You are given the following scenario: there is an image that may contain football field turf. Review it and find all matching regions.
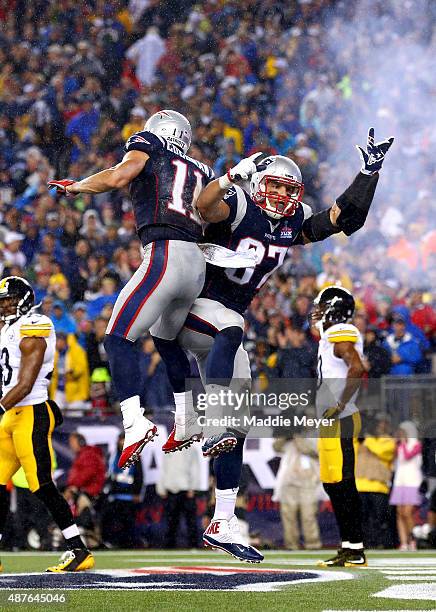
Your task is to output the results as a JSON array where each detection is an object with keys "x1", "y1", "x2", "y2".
[{"x1": 0, "y1": 550, "x2": 435, "y2": 612}]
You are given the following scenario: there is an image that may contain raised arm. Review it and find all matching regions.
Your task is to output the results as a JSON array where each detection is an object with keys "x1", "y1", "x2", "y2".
[
  {"x1": 196, "y1": 152, "x2": 264, "y2": 222},
  {"x1": 300, "y1": 128, "x2": 394, "y2": 244},
  {"x1": 48, "y1": 150, "x2": 149, "y2": 195}
]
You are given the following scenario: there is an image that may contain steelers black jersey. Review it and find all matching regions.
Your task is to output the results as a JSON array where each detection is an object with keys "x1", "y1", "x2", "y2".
[{"x1": 124, "y1": 131, "x2": 214, "y2": 245}]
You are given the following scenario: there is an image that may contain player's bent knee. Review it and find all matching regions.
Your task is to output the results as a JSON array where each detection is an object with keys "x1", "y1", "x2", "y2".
[{"x1": 219, "y1": 326, "x2": 244, "y2": 349}]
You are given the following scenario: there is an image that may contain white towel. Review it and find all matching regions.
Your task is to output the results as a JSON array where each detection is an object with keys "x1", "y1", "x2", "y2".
[{"x1": 199, "y1": 243, "x2": 257, "y2": 268}]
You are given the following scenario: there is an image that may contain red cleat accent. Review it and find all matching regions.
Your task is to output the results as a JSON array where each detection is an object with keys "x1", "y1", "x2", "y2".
[
  {"x1": 162, "y1": 426, "x2": 202, "y2": 454},
  {"x1": 118, "y1": 425, "x2": 158, "y2": 469}
]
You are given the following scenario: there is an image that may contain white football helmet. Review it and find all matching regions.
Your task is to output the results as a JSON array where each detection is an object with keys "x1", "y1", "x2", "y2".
[
  {"x1": 144, "y1": 109, "x2": 192, "y2": 154},
  {"x1": 250, "y1": 155, "x2": 304, "y2": 219}
]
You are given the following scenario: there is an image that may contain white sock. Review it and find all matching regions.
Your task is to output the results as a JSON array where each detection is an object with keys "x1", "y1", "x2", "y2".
[
  {"x1": 62, "y1": 524, "x2": 80, "y2": 539},
  {"x1": 174, "y1": 391, "x2": 195, "y2": 421},
  {"x1": 348, "y1": 542, "x2": 364, "y2": 550},
  {"x1": 120, "y1": 395, "x2": 142, "y2": 428},
  {"x1": 213, "y1": 487, "x2": 238, "y2": 521},
  {"x1": 342, "y1": 540, "x2": 350, "y2": 549}
]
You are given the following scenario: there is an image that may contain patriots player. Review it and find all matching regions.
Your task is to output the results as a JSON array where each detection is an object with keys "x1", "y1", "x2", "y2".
[
  {"x1": 48, "y1": 110, "x2": 214, "y2": 469},
  {"x1": 159, "y1": 129, "x2": 393, "y2": 562}
]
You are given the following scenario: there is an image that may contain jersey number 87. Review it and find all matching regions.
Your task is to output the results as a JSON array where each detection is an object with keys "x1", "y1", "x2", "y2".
[{"x1": 225, "y1": 238, "x2": 288, "y2": 288}]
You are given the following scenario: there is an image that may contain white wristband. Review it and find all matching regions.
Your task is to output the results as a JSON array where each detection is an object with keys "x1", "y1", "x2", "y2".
[{"x1": 218, "y1": 173, "x2": 233, "y2": 190}]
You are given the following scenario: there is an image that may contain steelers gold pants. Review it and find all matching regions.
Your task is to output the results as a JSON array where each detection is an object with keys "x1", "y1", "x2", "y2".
[
  {"x1": 318, "y1": 412, "x2": 361, "y2": 484},
  {"x1": 0, "y1": 402, "x2": 56, "y2": 492}
]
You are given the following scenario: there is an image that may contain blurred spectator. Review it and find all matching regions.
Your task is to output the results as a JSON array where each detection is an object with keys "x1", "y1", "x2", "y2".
[
  {"x1": 139, "y1": 337, "x2": 173, "y2": 409},
  {"x1": 0, "y1": 0, "x2": 434, "y2": 423},
  {"x1": 316, "y1": 253, "x2": 352, "y2": 291},
  {"x1": 66, "y1": 433, "x2": 106, "y2": 500},
  {"x1": 363, "y1": 326, "x2": 391, "y2": 378},
  {"x1": 3, "y1": 232, "x2": 26, "y2": 268},
  {"x1": 121, "y1": 107, "x2": 146, "y2": 141},
  {"x1": 125, "y1": 26, "x2": 166, "y2": 86},
  {"x1": 156, "y1": 445, "x2": 201, "y2": 548},
  {"x1": 389, "y1": 421, "x2": 422, "y2": 551},
  {"x1": 356, "y1": 415, "x2": 396, "y2": 548},
  {"x1": 273, "y1": 436, "x2": 321, "y2": 550},
  {"x1": 267, "y1": 327, "x2": 316, "y2": 379},
  {"x1": 50, "y1": 333, "x2": 90, "y2": 411},
  {"x1": 101, "y1": 433, "x2": 143, "y2": 548},
  {"x1": 51, "y1": 301, "x2": 76, "y2": 335},
  {"x1": 383, "y1": 314, "x2": 423, "y2": 375},
  {"x1": 86, "y1": 316, "x2": 110, "y2": 373}
]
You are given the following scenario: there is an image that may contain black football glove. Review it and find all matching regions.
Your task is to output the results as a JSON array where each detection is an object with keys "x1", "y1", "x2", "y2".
[{"x1": 357, "y1": 127, "x2": 394, "y2": 175}]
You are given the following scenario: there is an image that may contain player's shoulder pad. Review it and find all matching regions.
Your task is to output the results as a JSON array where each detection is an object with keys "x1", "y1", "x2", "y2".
[
  {"x1": 223, "y1": 184, "x2": 242, "y2": 204},
  {"x1": 124, "y1": 130, "x2": 165, "y2": 155},
  {"x1": 223, "y1": 184, "x2": 249, "y2": 229},
  {"x1": 326, "y1": 323, "x2": 360, "y2": 344},
  {"x1": 20, "y1": 313, "x2": 54, "y2": 338},
  {"x1": 301, "y1": 202, "x2": 313, "y2": 220}
]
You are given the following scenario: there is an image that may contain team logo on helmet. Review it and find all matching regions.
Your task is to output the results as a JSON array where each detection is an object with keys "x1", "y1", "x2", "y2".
[{"x1": 0, "y1": 276, "x2": 35, "y2": 323}]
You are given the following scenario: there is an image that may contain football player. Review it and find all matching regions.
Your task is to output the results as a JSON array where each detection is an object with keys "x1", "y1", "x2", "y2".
[
  {"x1": 0, "y1": 277, "x2": 94, "y2": 572},
  {"x1": 48, "y1": 110, "x2": 215, "y2": 469},
  {"x1": 310, "y1": 286, "x2": 367, "y2": 567},
  {"x1": 159, "y1": 128, "x2": 393, "y2": 562}
]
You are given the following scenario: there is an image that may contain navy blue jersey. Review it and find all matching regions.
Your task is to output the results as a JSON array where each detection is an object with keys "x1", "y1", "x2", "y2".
[
  {"x1": 201, "y1": 185, "x2": 312, "y2": 314},
  {"x1": 124, "y1": 130, "x2": 214, "y2": 245}
]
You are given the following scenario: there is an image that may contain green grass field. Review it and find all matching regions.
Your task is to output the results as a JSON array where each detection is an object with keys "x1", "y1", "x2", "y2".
[{"x1": 0, "y1": 549, "x2": 435, "y2": 612}]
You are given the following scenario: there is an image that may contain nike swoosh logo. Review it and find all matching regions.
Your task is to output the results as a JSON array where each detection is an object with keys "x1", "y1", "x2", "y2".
[
  {"x1": 15, "y1": 411, "x2": 22, "y2": 415},
  {"x1": 348, "y1": 558, "x2": 366, "y2": 564},
  {"x1": 234, "y1": 545, "x2": 246, "y2": 553}
]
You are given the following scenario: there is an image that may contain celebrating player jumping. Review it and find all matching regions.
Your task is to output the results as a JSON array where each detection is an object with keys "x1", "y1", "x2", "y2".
[
  {"x1": 160, "y1": 128, "x2": 393, "y2": 562},
  {"x1": 48, "y1": 110, "x2": 216, "y2": 469}
]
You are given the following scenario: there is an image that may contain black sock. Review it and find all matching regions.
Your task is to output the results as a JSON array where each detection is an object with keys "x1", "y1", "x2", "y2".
[
  {"x1": 323, "y1": 482, "x2": 349, "y2": 543},
  {"x1": 340, "y1": 478, "x2": 363, "y2": 545},
  {"x1": 33, "y1": 482, "x2": 85, "y2": 549},
  {"x1": 323, "y1": 479, "x2": 363, "y2": 546}
]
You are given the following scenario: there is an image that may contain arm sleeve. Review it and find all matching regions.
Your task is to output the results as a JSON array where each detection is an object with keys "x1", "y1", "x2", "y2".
[
  {"x1": 402, "y1": 442, "x2": 422, "y2": 460},
  {"x1": 124, "y1": 130, "x2": 166, "y2": 156},
  {"x1": 335, "y1": 171, "x2": 379, "y2": 236}
]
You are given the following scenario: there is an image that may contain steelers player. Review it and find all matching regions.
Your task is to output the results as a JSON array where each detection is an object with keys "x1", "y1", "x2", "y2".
[
  {"x1": 310, "y1": 286, "x2": 367, "y2": 567},
  {"x1": 0, "y1": 277, "x2": 94, "y2": 572}
]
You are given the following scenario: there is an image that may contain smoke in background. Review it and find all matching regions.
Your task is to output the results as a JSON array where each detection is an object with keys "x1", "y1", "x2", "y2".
[{"x1": 309, "y1": 0, "x2": 436, "y2": 288}]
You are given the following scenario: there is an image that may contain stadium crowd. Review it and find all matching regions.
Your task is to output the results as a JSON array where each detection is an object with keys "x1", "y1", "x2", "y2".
[
  {"x1": 0, "y1": 0, "x2": 434, "y2": 410},
  {"x1": 0, "y1": 0, "x2": 436, "y2": 549}
]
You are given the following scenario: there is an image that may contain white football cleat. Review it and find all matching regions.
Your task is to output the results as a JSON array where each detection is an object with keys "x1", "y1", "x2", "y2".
[
  {"x1": 162, "y1": 414, "x2": 202, "y2": 453},
  {"x1": 118, "y1": 415, "x2": 158, "y2": 469},
  {"x1": 203, "y1": 515, "x2": 264, "y2": 563}
]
